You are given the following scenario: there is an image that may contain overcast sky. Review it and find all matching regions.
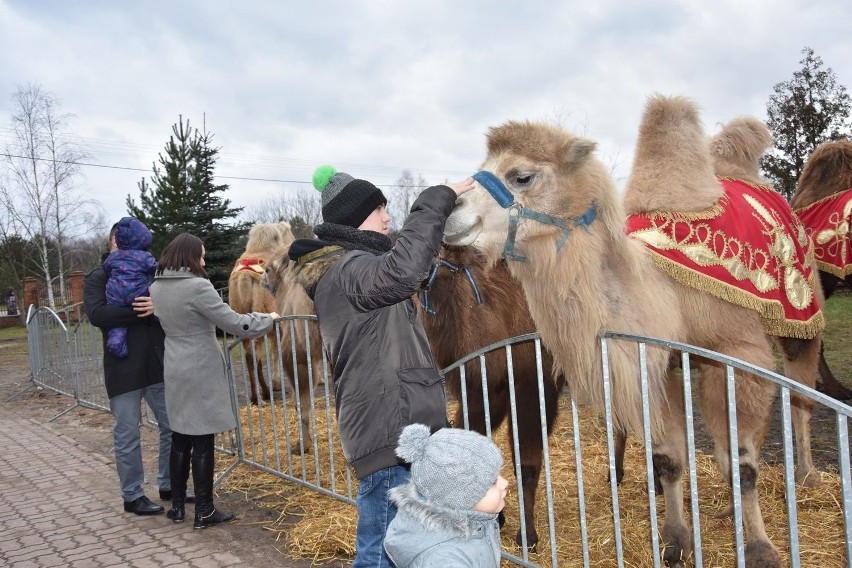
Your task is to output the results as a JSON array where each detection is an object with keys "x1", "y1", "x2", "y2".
[{"x1": 2, "y1": 0, "x2": 851, "y2": 228}]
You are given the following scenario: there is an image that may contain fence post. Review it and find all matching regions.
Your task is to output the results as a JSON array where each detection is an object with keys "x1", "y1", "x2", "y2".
[
  {"x1": 69, "y1": 271, "x2": 86, "y2": 321},
  {"x1": 24, "y1": 277, "x2": 38, "y2": 312}
]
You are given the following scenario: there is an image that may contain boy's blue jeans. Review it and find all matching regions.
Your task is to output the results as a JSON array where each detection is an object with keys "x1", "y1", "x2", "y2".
[{"x1": 353, "y1": 465, "x2": 410, "y2": 568}]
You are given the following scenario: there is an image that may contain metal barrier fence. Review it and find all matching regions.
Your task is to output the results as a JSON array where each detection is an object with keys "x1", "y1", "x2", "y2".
[
  {"x1": 24, "y1": 303, "x2": 239, "y2": 458},
  {"x1": 23, "y1": 307, "x2": 852, "y2": 567}
]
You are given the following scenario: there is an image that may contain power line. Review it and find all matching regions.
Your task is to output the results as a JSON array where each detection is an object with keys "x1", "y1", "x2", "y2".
[
  {"x1": 0, "y1": 128, "x2": 470, "y2": 180},
  {"x1": 0, "y1": 153, "x2": 432, "y2": 188}
]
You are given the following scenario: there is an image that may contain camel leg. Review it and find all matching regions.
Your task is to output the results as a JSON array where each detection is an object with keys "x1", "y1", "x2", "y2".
[
  {"x1": 504, "y1": 372, "x2": 561, "y2": 551},
  {"x1": 266, "y1": 327, "x2": 283, "y2": 394},
  {"x1": 610, "y1": 429, "x2": 627, "y2": 486},
  {"x1": 452, "y1": 368, "x2": 550, "y2": 547},
  {"x1": 698, "y1": 357, "x2": 781, "y2": 568},
  {"x1": 243, "y1": 339, "x2": 270, "y2": 404},
  {"x1": 287, "y1": 358, "x2": 314, "y2": 454},
  {"x1": 651, "y1": 370, "x2": 692, "y2": 567},
  {"x1": 776, "y1": 336, "x2": 821, "y2": 487}
]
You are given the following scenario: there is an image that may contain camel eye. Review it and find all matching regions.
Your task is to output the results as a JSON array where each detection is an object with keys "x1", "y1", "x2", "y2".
[{"x1": 508, "y1": 172, "x2": 536, "y2": 192}]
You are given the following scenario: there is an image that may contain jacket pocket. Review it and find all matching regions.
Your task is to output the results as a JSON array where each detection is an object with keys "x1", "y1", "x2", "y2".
[{"x1": 397, "y1": 368, "x2": 448, "y2": 432}]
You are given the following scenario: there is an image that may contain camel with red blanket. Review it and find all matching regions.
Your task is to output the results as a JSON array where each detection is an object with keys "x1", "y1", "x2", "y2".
[
  {"x1": 228, "y1": 222, "x2": 294, "y2": 403},
  {"x1": 791, "y1": 139, "x2": 852, "y2": 400},
  {"x1": 442, "y1": 95, "x2": 824, "y2": 567}
]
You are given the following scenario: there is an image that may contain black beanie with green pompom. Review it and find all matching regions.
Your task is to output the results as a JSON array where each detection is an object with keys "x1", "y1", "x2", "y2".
[{"x1": 312, "y1": 164, "x2": 387, "y2": 228}]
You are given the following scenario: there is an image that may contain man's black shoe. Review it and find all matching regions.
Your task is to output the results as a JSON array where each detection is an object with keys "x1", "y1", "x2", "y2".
[
  {"x1": 123, "y1": 495, "x2": 164, "y2": 515},
  {"x1": 159, "y1": 489, "x2": 196, "y2": 503}
]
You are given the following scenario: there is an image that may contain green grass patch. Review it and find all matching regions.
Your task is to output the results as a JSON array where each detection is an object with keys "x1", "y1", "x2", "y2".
[
  {"x1": 0, "y1": 325, "x2": 27, "y2": 342},
  {"x1": 822, "y1": 291, "x2": 852, "y2": 387}
]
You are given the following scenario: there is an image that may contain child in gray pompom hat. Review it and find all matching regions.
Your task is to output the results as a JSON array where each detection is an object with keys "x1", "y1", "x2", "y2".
[{"x1": 383, "y1": 424, "x2": 508, "y2": 568}]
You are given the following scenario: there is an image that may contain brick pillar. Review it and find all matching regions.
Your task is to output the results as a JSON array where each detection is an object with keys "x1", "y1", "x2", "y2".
[
  {"x1": 24, "y1": 277, "x2": 38, "y2": 312},
  {"x1": 69, "y1": 271, "x2": 86, "y2": 321}
]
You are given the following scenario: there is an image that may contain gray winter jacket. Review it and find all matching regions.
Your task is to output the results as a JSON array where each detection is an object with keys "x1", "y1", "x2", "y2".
[
  {"x1": 384, "y1": 482, "x2": 501, "y2": 568},
  {"x1": 292, "y1": 185, "x2": 456, "y2": 478},
  {"x1": 149, "y1": 269, "x2": 274, "y2": 435}
]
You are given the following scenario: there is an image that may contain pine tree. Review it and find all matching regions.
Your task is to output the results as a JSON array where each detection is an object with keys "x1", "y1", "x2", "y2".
[
  {"x1": 189, "y1": 127, "x2": 250, "y2": 288},
  {"x1": 761, "y1": 47, "x2": 852, "y2": 200},
  {"x1": 127, "y1": 116, "x2": 249, "y2": 288}
]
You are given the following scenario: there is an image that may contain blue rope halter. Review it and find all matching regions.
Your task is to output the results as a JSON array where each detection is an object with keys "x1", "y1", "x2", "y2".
[{"x1": 471, "y1": 170, "x2": 597, "y2": 262}]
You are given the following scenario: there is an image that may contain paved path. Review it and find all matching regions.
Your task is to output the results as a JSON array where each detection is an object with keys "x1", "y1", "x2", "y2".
[{"x1": 0, "y1": 405, "x2": 281, "y2": 568}]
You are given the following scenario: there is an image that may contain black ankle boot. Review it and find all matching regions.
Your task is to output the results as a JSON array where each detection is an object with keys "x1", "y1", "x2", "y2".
[
  {"x1": 193, "y1": 507, "x2": 235, "y2": 529},
  {"x1": 167, "y1": 503, "x2": 185, "y2": 523}
]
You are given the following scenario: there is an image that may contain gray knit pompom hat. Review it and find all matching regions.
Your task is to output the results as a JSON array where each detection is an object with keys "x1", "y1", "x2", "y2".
[
  {"x1": 396, "y1": 424, "x2": 503, "y2": 510},
  {"x1": 312, "y1": 164, "x2": 387, "y2": 228}
]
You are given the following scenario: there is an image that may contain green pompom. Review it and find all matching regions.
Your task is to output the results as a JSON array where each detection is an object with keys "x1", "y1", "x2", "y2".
[{"x1": 312, "y1": 165, "x2": 337, "y2": 192}]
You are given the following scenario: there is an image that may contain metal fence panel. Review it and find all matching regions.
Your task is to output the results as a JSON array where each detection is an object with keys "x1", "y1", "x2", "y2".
[{"x1": 23, "y1": 307, "x2": 852, "y2": 567}]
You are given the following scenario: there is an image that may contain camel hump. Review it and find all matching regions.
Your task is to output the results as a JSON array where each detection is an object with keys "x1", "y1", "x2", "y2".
[
  {"x1": 623, "y1": 93, "x2": 722, "y2": 214},
  {"x1": 709, "y1": 116, "x2": 773, "y2": 185},
  {"x1": 792, "y1": 139, "x2": 852, "y2": 208}
]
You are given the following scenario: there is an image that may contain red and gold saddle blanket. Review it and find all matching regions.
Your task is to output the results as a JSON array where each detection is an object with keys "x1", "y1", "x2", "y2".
[
  {"x1": 794, "y1": 189, "x2": 852, "y2": 278},
  {"x1": 231, "y1": 257, "x2": 265, "y2": 278},
  {"x1": 625, "y1": 178, "x2": 824, "y2": 339}
]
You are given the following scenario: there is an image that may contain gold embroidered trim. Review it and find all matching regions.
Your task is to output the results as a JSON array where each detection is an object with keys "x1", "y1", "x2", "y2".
[
  {"x1": 717, "y1": 176, "x2": 776, "y2": 192},
  {"x1": 647, "y1": 252, "x2": 825, "y2": 339}
]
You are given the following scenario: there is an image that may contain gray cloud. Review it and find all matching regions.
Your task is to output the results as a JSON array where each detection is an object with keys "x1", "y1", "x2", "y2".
[{"x1": 2, "y1": 0, "x2": 850, "y2": 222}]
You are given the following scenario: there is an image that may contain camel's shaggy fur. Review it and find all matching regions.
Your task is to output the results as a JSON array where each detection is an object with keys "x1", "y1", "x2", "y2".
[
  {"x1": 709, "y1": 116, "x2": 774, "y2": 185},
  {"x1": 443, "y1": 95, "x2": 822, "y2": 567},
  {"x1": 791, "y1": 139, "x2": 852, "y2": 399},
  {"x1": 262, "y1": 243, "x2": 325, "y2": 453},
  {"x1": 228, "y1": 222, "x2": 294, "y2": 403},
  {"x1": 419, "y1": 245, "x2": 566, "y2": 549},
  {"x1": 791, "y1": 139, "x2": 852, "y2": 208},
  {"x1": 708, "y1": 115, "x2": 822, "y2": 475}
]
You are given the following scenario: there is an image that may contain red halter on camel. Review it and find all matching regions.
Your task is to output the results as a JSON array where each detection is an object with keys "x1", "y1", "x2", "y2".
[
  {"x1": 232, "y1": 257, "x2": 266, "y2": 276},
  {"x1": 625, "y1": 177, "x2": 824, "y2": 340}
]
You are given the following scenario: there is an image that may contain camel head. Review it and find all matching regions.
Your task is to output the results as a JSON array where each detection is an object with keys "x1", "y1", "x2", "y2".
[
  {"x1": 244, "y1": 222, "x2": 295, "y2": 256},
  {"x1": 443, "y1": 120, "x2": 614, "y2": 265},
  {"x1": 260, "y1": 244, "x2": 293, "y2": 296}
]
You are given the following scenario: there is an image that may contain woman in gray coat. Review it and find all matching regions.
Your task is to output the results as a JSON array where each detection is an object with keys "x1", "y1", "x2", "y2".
[{"x1": 150, "y1": 233, "x2": 278, "y2": 529}]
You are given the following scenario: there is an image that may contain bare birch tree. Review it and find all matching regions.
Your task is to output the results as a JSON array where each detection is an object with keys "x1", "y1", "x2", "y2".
[
  {"x1": 387, "y1": 169, "x2": 427, "y2": 232},
  {"x1": 243, "y1": 186, "x2": 322, "y2": 238},
  {"x1": 0, "y1": 83, "x2": 95, "y2": 308}
]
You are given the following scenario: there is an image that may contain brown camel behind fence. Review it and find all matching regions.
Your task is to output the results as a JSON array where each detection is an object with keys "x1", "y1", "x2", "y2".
[
  {"x1": 442, "y1": 95, "x2": 825, "y2": 567},
  {"x1": 791, "y1": 139, "x2": 852, "y2": 399},
  {"x1": 262, "y1": 244, "x2": 325, "y2": 454},
  {"x1": 419, "y1": 244, "x2": 566, "y2": 549},
  {"x1": 228, "y1": 222, "x2": 294, "y2": 403},
  {"x1": 265, "y1": 242, "x2": 566, "y2": 548}
]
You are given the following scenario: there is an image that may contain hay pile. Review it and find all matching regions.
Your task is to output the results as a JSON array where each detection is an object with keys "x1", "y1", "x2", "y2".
[{"x1": 220, "y1": 396, "x2": 849, "y2": 567}]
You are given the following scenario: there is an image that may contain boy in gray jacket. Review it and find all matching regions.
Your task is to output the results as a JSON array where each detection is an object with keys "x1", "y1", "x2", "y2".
[
  {"x1": 287, "y1": 165, "x2": 474, "y2": 567},
  {"x1": 384, "y1": 423, "x2": 508, "y2": 567}
]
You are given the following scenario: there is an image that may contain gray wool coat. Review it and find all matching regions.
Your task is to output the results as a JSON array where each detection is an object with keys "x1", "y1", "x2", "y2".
[{"x1": 150, "y1": 268, "x2": 274, "y2": 435}]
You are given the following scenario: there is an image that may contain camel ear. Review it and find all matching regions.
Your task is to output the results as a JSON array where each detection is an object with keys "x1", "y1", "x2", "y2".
[{"x1": 561, "y1": 138, "x2": 597, "y2": 173}]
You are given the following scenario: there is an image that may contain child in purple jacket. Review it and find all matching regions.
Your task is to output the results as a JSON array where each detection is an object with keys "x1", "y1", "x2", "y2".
[{"x1": 103, "y1": 217, "x2": 158, "y2": 358}]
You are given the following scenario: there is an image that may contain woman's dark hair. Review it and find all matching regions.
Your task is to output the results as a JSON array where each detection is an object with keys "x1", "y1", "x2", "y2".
[{"x1": 156, "y1": 233, "x2": 207, "y2": 278}]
